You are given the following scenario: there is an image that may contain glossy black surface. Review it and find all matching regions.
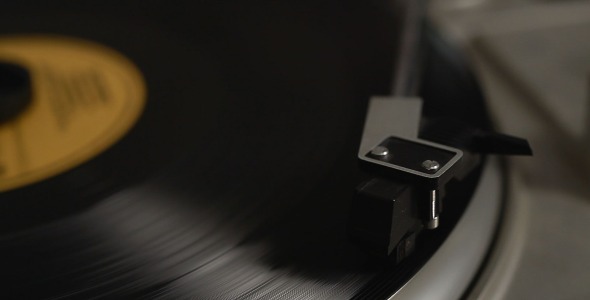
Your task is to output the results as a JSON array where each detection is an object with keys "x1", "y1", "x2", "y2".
[{"x1": 0, "y1": 2, "x2": 490, "y2": 299}]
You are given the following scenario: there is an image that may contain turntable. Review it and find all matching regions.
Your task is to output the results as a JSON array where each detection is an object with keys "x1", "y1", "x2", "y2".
[{"x1": 0, "y1": 1, "x2": 549, "y2": 299}]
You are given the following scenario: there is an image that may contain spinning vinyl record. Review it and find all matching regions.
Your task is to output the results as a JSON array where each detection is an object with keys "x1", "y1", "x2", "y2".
[{"x1": 0, "y1": 2, "x2": 497, "y2": 299}]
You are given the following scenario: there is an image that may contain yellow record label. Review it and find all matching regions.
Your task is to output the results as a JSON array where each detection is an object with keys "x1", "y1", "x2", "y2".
[{"x1": 0, "y1": 36, "x2": 146, "y2": 192}]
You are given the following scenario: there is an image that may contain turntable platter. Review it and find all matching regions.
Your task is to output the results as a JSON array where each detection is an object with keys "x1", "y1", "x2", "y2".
[{"x1": 0, "y1": 2, "x2": 499, "y2": 299}]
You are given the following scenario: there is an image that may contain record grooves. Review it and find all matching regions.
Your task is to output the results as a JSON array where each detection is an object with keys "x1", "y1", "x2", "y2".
[{"x1": 0, "y1": 2, "x2": 494, "y2": 299}]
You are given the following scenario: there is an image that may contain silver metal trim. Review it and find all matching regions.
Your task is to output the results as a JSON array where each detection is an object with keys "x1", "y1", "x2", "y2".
[
  {"x1": 359, "y1": 137, "x2": 463, "y2": 179},
  {"x1": 427, "y1": 189, "x2": 440, "y2": 229}
]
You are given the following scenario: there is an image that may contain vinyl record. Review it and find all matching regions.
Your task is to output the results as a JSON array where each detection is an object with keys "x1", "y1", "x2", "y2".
[{"x1": 0, "y1": 2, "x2": 492, "y2": 299}]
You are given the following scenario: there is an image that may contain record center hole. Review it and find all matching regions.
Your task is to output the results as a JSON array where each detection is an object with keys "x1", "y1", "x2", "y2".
[{"x1": 0, "y1": 61, "x2": 32, "y2": 122}]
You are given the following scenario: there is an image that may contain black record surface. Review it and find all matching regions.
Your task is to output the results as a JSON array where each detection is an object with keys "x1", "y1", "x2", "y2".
[{"x1": 0, "y1": 1, "x2": 491, "y2": 299}]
